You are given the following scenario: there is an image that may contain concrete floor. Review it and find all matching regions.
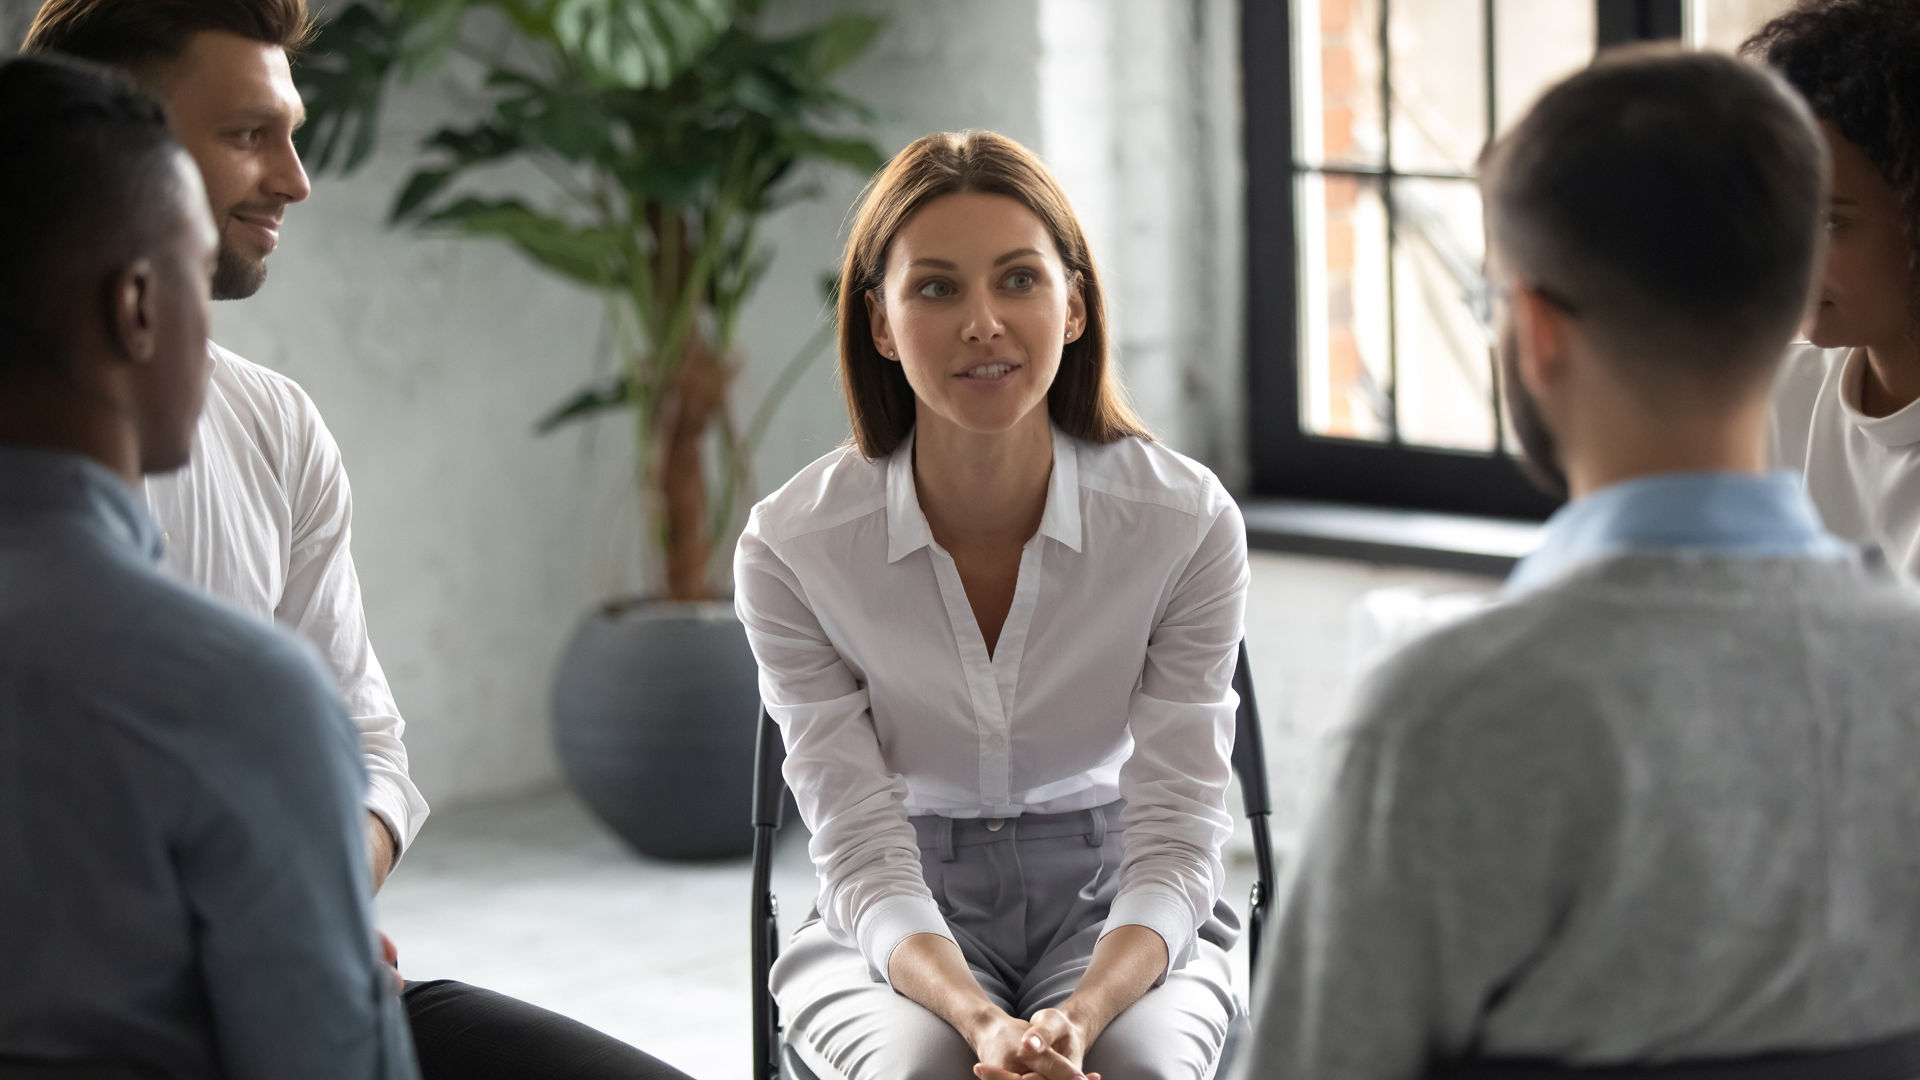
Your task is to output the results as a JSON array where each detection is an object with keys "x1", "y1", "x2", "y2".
[{"x1": 376, "y1": 788, "x2": 1261, "y2": 1080}]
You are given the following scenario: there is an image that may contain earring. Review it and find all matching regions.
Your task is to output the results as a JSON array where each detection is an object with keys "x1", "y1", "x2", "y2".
[{"x1": 1065, "y1": 330, "x2": 1075, "y2": 341}]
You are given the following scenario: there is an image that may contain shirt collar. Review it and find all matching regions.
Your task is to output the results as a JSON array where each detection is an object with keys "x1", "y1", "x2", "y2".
[
  {"x1": 1505, "y1": 470, "x2": 1852, "y2": 595},
  {"x1": 884, "y1": 424, "x2": 1084, "y2": 563},
  {"x1": 0, "y1": 446, "x2": 163, "y2": 562}
]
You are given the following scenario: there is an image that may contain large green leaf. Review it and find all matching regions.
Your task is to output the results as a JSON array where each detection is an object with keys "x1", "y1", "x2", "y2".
[
  {"x1": 786, "y1": 131, "x2": 885, "y2": 174},
  {"x1": 791, "y1": 14, "x2": 883, "y2": 78},
  {"x1": 294, "y1": 2, "x2": 405, "y2": 174},
  {"x1": 551, "y1": 0, "x2": 732, "y2": 89},
  {"x1": 535, "y1": 374, "x2": 633, "y2": 433},
  {"x1": 298, "y1": 0, "x2": 743, "y2": 176},
  {"x1": 388, "y1": 122, "x2": 528, "y2": 222},
  {"x1": 389, "y1": 168, "x2": 458, "y2": 223},
  {"x1": 392, "y1": 0, "x2": 472, "y2": 78},
  {"x1": 422, "y1": 197, "x2": 628, "y2": 288}
]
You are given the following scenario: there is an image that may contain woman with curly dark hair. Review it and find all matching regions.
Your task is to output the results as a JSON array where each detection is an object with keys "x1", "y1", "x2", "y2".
[{"x1": 1747, "y1": 0, "x2": 1920, "y2": 579}]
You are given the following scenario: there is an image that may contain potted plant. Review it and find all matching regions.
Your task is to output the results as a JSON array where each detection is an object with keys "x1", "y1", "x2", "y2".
[{"x1": 297, "y1": 0, "x2": 883, "y2": 858}]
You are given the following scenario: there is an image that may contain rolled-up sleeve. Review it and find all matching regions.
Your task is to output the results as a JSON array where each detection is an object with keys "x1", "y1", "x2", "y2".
[
  {"x1": 735, "y1": 513, "x2": 953, "y2": 981},
  {"x1": 1104, "y1": 493, "x2": 1249, "y2": 977}
]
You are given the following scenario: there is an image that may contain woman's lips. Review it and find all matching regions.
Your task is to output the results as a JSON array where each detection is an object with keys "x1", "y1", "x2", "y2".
[{"x1": 957, "y1": 362, "x2": 1019, "y2": 381}]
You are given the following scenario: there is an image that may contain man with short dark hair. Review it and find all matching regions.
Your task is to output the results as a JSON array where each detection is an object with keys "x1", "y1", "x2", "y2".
[
  {"x1": 1237, "y1": 46, "x2": 1920, "y2": 1079},
  {"x1": 22, "y1": 4, "x2": 694, "y2": 1077},
  {"x1": 0, "y1": 52, "x2": 416, "y2": 1079}
]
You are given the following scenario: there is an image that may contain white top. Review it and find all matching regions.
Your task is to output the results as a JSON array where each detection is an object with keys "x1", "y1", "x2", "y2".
[
  {"x1": 1770, "y1": 343, "x2": 1920, "y2": 580},
  {"x1": 735, "y1": 425, "x2": 1248, "y2": 982},
  {"x1": 144, "y1": 343, "x2": 427, "y2": 851}
]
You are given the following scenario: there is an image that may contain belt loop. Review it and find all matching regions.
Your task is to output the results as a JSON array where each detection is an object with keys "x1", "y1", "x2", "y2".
[
  {"x1": 1086, "y1": 805, "x2": 1108, "y2": 847},
  {"x1": 937, "y1": 816, "x2": 956, "y2": 863}
]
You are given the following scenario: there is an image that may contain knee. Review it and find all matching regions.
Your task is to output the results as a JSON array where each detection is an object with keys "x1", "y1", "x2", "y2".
[
  {"x1": 794, "y1": 1039, "x2": 975, "y2": 1080},
  {"x1": 1083, "y1": 1044, "x2": 1215, "y2": 1080},
  {"x1": 1083, "y1": 1012, "x2": 1228, "y2": 1080},
  {"x1": 789, "y1": 1013, "x2": 975, "y2": 1080},
  {"x1": 1082, "y1": 1050, "x2": 1188, "y2": 1080},
  {"x1": 878, "y1": 1052, "x2": 978, "y2": 1080}
]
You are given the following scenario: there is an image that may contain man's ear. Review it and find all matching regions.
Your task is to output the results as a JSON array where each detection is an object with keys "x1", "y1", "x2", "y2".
[
  {"x1": 864, "y1": 287, "x2": 898, "y2": 361},
  {"x1": 108, "y1": 257, "x2": 159, "y2": 366},
  {"x1": 1512, "y1": 281, "x2": 1570, "y2": 397}
]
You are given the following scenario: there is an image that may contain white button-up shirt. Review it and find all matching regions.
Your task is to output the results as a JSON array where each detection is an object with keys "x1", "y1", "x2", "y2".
[
  {"x1": 735, "y1": 425, "x2": 1247, "y2": 981},
  {"x1": 144, "y1": 343, "x2": 428, "y2": 851}
]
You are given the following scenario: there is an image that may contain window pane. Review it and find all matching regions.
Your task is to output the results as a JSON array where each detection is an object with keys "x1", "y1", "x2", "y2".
[
  {"x1": 1295, "y1": 0, "x2": 1386, "y2": 167},
  {"x1": 1494, "y1": 1, "x2": 1597, "y2": 132},
  {"x1": 1687, "y1": 0, "x2": 1795, "y2": 51},
  {"x1": 1392, "y1": 179, "x2": 1496, "y2": 451},
  {"x1": 1388, "y1": 0, "x2": 1488, "y2": 173},
  {"x1": 1298, "y1": 173, "x2": 1392, "y2": 441}
]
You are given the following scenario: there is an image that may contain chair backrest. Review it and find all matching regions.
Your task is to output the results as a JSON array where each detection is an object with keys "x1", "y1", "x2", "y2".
[
  {"x1": 750, "y1": 703, "x2": 788, "y2": 1080},
  {"x1": 1225, "y1": 640, "x2": 1277, "y2": 992},
  {"x1": 752, "y1": 702, "x2": 786, "y2": 832},
  {"x1": 1229, "y1": 639, "x2": 1270, "y2": 816}
]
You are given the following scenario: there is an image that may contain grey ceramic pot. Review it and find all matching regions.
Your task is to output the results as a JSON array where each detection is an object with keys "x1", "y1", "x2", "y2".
[{"x1": 551, "y1": 600, "x2": 760, "y2": 860}]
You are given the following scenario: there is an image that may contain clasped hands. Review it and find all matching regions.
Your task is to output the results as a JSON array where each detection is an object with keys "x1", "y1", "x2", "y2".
[{"x1": 969, "y1": 1006, "x2": 1101, "y2": 1080}]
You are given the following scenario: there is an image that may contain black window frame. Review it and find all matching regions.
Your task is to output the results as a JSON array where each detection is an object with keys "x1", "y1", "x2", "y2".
[{"x1": 1243, "y1": 0, "x2": 1683, "y2": 522}]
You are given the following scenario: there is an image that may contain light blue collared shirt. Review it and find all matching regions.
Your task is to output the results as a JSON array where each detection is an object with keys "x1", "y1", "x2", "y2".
[
  {"x1": 0, "y1": 447, "x2": 418, "y2": 1079},
  {"x1": 1506, "y1": 470, "x2": 1856, "y2": 595}
]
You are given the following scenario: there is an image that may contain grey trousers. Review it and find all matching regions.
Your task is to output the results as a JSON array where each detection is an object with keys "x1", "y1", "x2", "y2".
[{"x1": 771, "y1": 802, "x2": 1240, "y2": 1080}]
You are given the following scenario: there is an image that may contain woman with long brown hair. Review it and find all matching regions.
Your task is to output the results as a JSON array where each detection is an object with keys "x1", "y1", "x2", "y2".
[{"x1": 735, "y1": 131, "x2": 1247, "y2": 1079}]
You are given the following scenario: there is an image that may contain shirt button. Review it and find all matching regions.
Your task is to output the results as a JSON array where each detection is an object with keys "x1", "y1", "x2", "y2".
[
  {"x1": 986, "y1": 818, "x2": 1005, "y2": 832},
  {"x1": 988, "y1": 734, "x2": 1007, "y2": 751}
]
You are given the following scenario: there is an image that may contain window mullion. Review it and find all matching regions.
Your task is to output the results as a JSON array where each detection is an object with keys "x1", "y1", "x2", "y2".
[
  {"x1": 1379, "y1": 0, "x2": 1402, "y2": 446},
  {"x1": 1484, "y1": 0, "x2": 1507, "y2": 454}
]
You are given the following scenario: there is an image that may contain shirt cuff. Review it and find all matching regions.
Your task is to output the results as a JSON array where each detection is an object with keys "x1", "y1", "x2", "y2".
[
  {"x1": 1101, "y1": 887, "x2": 1196, "y2": 987},
  {"x1": 857, "y1": 893, "x2": 955, "y2": 987},
  {"x1": 364, "y1": 772, "x2": 428, "y2": 858}
]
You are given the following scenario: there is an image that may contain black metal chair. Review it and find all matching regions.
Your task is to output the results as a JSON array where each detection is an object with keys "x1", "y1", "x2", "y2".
[{"x1": 749, "y1": 640, "x2": 1276, "y2": 1080}]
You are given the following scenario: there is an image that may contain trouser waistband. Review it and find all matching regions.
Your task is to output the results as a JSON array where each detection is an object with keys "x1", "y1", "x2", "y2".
[{"x1": 909, "y1": 800, "x2": 1122, "y2": 863}]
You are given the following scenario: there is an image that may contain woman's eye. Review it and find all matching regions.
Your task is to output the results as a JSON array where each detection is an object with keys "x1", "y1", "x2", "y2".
[
  {"x1": 917, "y1": 280, "x2": 955, "y2": 299},
  {"x1": 1004, "y1": 269, "x2": 1037, "y2": 289},
  {"x1": 1826, "y1": 215, "x2": 1851, "y2": 233},
  {"x1": 228, "y1": 130, "x2": 261, "y2": 148}
]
